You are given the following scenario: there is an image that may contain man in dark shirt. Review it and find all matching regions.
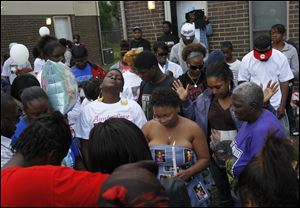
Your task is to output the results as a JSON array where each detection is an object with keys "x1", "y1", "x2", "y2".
[
  {"x1": 129, "y1": 26, "x2": 151, "y2": 51},
  {"x1": 157, "y1": 21, "x2": 179, "y2": 52},
  {"x1": 134, "y1": 51, "x2": 175, "y2": 120}
]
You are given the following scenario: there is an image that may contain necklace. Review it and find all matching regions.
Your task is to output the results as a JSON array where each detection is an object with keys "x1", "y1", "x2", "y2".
[{"x1": 187, "y1": 72, "x2": 201, "y2": 88}]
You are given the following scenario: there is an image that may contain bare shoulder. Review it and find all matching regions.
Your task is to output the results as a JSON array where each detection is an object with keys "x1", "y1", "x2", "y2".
[
  {"x1": 179, "y1": 116, "x2": 200, "y2": 128},
  {"x1": 142, "y1": 120, "x2": 157, "y2": 129},
  {"x1": 179, "y1": 116, "x2": 205, "y2": 134},
  {"x1": 142, "y1": 120, "x2": 161, "y2": 133}
]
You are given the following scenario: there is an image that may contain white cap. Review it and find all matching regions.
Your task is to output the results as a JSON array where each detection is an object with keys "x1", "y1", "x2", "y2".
[
  {"x1": 181, "y1": 23, "x2": 195, "y2": 40},
  {"x1": 185, "y1": 6, "x2": 195, "y2": 13}
]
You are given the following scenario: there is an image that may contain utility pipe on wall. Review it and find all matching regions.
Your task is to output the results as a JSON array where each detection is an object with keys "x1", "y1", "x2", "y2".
[{"x1": 120, "y1": 1, "x2": 127, "y2": 40}]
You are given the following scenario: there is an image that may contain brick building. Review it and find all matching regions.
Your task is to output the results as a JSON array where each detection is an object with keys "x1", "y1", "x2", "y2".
[
  {"x1": 1, "y1": 1, "x2": 103, "y2": 65},
  {"x1": 120, "y1": 1, "x2": 299, "y2": 60}
]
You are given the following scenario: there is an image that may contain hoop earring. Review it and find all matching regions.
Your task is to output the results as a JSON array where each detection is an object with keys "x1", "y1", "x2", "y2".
[{"x1": 98, "y1": 96, "x2": 103, "y2": 102}]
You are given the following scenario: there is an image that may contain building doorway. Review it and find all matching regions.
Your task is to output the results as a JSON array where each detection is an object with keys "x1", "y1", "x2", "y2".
[
  {"x1": 170, "y1": 1, "x2": 206, "y2": 36},
  {"x1": 53, "y1": 16, "x2": 73, "y2": 41}
]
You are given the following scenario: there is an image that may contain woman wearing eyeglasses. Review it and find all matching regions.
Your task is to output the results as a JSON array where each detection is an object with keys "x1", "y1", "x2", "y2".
[{"x1": 177, "y1": 43, "x2": 207, "y2": 101}]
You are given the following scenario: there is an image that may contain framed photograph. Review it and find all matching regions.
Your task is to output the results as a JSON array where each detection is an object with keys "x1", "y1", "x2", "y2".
[
  {"x1": 163, "y1": 165, "x2": 173, "y2": 172},
  {"x1": 193, "y1": 182, "x2": 208, "y2": 201},
  {"x1": 184, "y1": 149, "x2": 193, "y2": 163},
  {"x1": 163, "y1": 165, "x2": 180, "y2": 172},
  {"x1": 154, "y1": 149, "x2": 166, "y2": 163},
  {"x1": 159, "y1": 174, "x2": 172, "y2": 180}
]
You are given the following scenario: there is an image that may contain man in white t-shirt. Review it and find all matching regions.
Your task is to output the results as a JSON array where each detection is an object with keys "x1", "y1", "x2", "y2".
[
  {"x1": 221, "y1": 41, "x2": 241, "y2": 87},
  {"x1": 153, "y1": 41, "x2": 183, "y2": 79},
  {"x1": 238, "y1": 35, "x2": 294, "y2": 133}
]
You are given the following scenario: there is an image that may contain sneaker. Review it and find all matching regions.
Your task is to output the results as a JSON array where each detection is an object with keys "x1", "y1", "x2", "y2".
[{"x1": 291, "y1": 128, "x2": 299, "y2": 136}]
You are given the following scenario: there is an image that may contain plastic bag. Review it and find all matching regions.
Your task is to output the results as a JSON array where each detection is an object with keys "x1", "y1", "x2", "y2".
[{"x1": 41, "y1": 60, "x2": 78, "y2": 114}]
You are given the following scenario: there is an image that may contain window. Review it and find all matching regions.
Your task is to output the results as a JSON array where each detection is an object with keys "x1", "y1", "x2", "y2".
[{"x1": 250, "y1": 1, "x2": 287, "y2": 48}]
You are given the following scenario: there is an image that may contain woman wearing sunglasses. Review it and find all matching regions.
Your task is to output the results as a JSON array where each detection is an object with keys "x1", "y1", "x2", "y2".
[{"x1": 177, "y1": 43, "x2": 207, "y2": 101}]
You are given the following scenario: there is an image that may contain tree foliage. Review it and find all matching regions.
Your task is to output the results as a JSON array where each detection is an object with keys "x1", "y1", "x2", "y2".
[{"x1": 98, "y1": 1, "x2": 119, "y2": 31}]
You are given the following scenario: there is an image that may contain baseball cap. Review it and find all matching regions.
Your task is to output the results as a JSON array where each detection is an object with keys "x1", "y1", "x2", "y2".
[
  {"x1": 132, "y1": 26, "x2": 142, "y2": 32},
  {"x1": 185, "y1": 6, "x2": 195, "y2": 14},
  {"x1": 253, "y1": 35, "x2": 273, "y2": 61},
  {"x1": 181, "y1": 23, "x2": 195, "y2": 40}
]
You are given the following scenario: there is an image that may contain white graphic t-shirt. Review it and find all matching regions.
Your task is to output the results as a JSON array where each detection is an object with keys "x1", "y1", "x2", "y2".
[
  {"x1": 75, "y1": 99, "x2": 147, "y2": 140},
  {"x1": 120, "y1": 71, "x2": 142, "y2": 102},
  {"x1": 227, "y1": 59, "x2": 241, "y2": 87}
]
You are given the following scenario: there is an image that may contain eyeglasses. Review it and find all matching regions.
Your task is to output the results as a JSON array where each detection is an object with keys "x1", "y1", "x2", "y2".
[
  {"x1": 157, "y1": 52, "x2": 168, "y2": 57},
  {"x1": 188, "y1": 64, "x2": 204, "y2": 70}
]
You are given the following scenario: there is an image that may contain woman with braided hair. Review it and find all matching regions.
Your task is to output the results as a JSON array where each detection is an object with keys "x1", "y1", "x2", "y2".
[
  {"x1": 1, "y1": 111, "x2": 110, "y2": 207},
  {"x1": 237, "y1": 132, "x2": 298, "y2": 207}
]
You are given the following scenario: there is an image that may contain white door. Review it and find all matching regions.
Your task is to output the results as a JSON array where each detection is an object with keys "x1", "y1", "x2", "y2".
[
  {"x1": 53, "y1": 16, "x2": 73, "y2": 40},
  {"x1": 176, "y1": 1, "x2": 206, "y2": 34}
]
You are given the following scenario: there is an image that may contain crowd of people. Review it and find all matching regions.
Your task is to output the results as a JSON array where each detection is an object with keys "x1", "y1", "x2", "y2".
[{"x1": 1, "y1": 7, "x2": 299, "y2": 207}]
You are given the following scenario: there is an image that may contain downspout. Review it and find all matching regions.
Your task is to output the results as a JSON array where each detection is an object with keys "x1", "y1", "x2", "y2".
[
  {"x1": 96, "y1": 1, "x2": 105, "y2": 65},
  {"x1": 120, "y1": 1, "x2": 128, "y2": 40}
]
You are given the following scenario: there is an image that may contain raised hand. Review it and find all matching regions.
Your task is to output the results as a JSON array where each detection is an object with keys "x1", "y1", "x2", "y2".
[
  {"x1": 172, "y1": 80, "x2": 189, "y2": 101},
  {"x1": 261, "y1": 80, "x2": 279, "y2": 103}
]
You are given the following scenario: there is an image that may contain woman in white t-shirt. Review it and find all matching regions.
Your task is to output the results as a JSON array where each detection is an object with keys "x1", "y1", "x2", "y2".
[
  {"x1": 75, "y1": 69, "x2": 147, "y2": 165},
  {"x1": 32, "y1": 47, "x2": 45, "y2": 76},
  {"x1": 76, "y1": 69, "x2": 146, "y2": 134},
  {"x1": 221, "y1": 41, "x2": 241, "y2": 87}
]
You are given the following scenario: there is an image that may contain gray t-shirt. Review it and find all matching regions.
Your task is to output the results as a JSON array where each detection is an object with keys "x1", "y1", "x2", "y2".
[
  {"x1": 1, "y1": 135, "x2": 13, "y2": 168},
  {"x1": 138, "y1": 75, "x2": 175, "y2": 120}
]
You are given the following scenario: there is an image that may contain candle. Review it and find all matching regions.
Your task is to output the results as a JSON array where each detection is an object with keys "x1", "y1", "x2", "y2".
[{"x1": 172, "y1": 141, "x2": 177, "y2": 176}]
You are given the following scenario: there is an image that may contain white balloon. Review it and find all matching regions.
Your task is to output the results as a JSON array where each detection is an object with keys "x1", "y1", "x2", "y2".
[
  {"x1": 39, "y1": 26, "x2": 50, "y2": 37},
  {"x1": 10, "y1": 44, "x2": 29, "y2": 65}
]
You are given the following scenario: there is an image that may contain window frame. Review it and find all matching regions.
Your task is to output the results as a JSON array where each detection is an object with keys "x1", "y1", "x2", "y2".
[
  {"x1": 249, "y1": 1, "x2": 289, "y2": 50},
  {"x1": 53, "y1": 16, "x2": 73, "y2": 41}
]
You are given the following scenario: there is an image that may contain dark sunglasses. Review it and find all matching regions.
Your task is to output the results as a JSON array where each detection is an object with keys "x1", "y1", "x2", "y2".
[
  {"x1": 157, "y1": 52, "x2": 168, "y2": 57},
  {"x1": 188, "y1": 64, "x2": 204, "y2": 70}
]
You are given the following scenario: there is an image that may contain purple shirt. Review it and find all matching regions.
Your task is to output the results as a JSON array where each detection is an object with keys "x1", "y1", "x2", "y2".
[{"x1": 231, "y1": 109, "x2": 286, "y2": 177}]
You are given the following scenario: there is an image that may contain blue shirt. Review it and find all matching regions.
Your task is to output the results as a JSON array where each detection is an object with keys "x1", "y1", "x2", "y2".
[
  {"x1": 71, "y1": 64, "x2": 93, "y2": 84},
  {"x1": 11, "y1": 116, "x2": 28, "y2": 145},
  {"x1": 10, "y1": 116, "x2": 79, "y2": 163},
  {"x1": 231, "y1": 110, "x2": 286, "y2": 177}
]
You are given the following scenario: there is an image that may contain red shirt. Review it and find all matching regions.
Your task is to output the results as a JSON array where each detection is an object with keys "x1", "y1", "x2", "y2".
[{"x1": 1, "y1": 165, "x2": 109, "y2": 207}]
